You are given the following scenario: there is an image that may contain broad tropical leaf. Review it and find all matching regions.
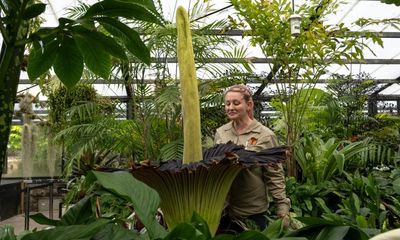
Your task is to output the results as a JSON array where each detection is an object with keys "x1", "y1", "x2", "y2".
[
  {"x1": 84, "y1": 0, "x2": 162, "y2": 25},
  {"x1": 73, "y1": 26, "x2": 128, "y2": 60},
  {"x1": 73, "y1": 30, "x2": 112, "y2": 80},
  {"x1": 30, "y1": 196, "x2": 96, "y2": 226},
  {"x1": 22, "y1": 3, "x2": 46, "y2": 19},
  {"x1": 21, "y1": 219, "x2": 111, "y2": 240},
  {"x1": 96, "y1": 16, "x2": 150, "y2": 64},
  {"x1": 53, "y1": 37, "x2": 84, "y2": 88},
  {"x1": 91, "y1": 171, "x2": 168, "y2": 239},
  {"x1": 315, "y1": 226, "x2": 350, "y2": 240},
  {"x1": 27, "y1": 39, "x2": 59, "y2": 80},
  {"x1": 113, "y1": 0, "x2": 158, "y2": 12}
]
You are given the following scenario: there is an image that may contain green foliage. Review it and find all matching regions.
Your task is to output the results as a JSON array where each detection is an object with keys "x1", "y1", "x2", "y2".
[
  {"x1": 46, "y1": 83, "x2": 98, "y2": 132},
  {"x1": 8, "y1": 169, "x2": 392, "y2": 239},
  {"x1": 230, "y1": 0, "x2": 384, "y2": 177},
  {"x1": 361, "y1": 113, "x2": 400, "y2": 152},
  {"x1": 92, "y1": 171, "x2": 168, "y2": 239},
  {"x1": 295, "y1": 134, "x2": 369, "y2": 184},
  {"x1": 355, "y1": 3, "x2": 400, "y2": 30},
  {"x1": 201, "y1": 106, "x2": 227, "y2": 139},
  {"x1": 286, "y1": 177, "x2": 338, "y2": 218},
  {"x1": 286, "y1": 217, "x2": 369, "y2": 240},
  {"x1": 22, "y1": 3, "x2": 46, "y2": 20},
  {"x1": 7, "y1": 126, "x2": 22, "y2": 154},
  {"x1": 22, "y1": 171, "x2": 167, "y2": 240},
  {"x1": 26, "y1": 0, "x2": 164, "y2": 87},
  {"x1": 52, "y1": 82, "x2": 184, "y2": 178},
  {"x1": 287, "y1": 166, "x2": 400, "y2": 235},
  {"x1": 336, "y1": 170, "x2": 400, "y2": 230},
  {"x1": 0, "y1": 225, "x2": 16, "y2": 240},
  {"x1": 293, "y1": 90, "x2": 344, "y2": 140},
  {"x1": 326, "y1": 73, "x2": 379, "y2": 138},
  {"x1": 48, "y1": 0, "x2": 254, "y2": 168},
  {"x1": 347, "y1": 142, "x2": 399, "y2": 171},
  {"x1": 380, "y1": 0, "x2": 400, "y2": 5},
  {"x1": 271, "y1": 88, "x2": 331, "y2": 139}
]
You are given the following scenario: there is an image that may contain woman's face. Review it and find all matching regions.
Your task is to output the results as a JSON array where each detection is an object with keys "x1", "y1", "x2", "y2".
[{"x1": 224, "y1": 91, "x2": 251, "y2": 121}]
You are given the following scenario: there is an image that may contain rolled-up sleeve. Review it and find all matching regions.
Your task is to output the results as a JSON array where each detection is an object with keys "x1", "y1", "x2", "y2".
[{"x1": 263, "y1": 164, "x2": 291, "y2": 216}]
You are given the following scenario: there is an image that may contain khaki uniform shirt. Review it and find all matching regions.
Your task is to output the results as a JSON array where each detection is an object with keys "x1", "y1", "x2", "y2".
[{"x1": 214, "y1": 119, "x2": 290, "y2": 218}]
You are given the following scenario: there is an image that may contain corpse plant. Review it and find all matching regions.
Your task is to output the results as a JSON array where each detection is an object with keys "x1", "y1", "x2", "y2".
[{"x1": 130, "y1": 6, "x2": 287, "y2": 236}]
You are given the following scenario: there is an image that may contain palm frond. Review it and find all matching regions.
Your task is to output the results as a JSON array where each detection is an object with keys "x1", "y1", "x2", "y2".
[
  {"x1": 66, "y1": 102, "x2": 103, "y2": 122},
  {"x1": 155, "y1": 84, "x2": 181, "y2": 116},
  {"x1": 353, "y1": 142, "x2": 399, "y2": 168},
  {"x1": 65, "y1": 0, "x2": 90, "y2": 19},
  {"x1": 159, "y1": 139, "x2": 184, "y2": 161}
]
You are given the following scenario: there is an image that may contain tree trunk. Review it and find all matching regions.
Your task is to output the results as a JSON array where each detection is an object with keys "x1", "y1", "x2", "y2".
[
  {"x1": 0, "y1": 1, "x2": 29, "y2": 181},
  {"x1": 0, "y1": 42, "x2": 25, "y2": 182},
  {"x1": 121, "y1": 63, "x2": 134, "y2": 120},
  {"x1": 286, "y1": 124, "x2": 298, "y2": 179}
]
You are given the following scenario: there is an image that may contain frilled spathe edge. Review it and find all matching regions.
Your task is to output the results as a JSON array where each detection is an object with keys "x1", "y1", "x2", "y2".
[{"x1": 130, "y1": 143, "x2": 288, "y2": 173}]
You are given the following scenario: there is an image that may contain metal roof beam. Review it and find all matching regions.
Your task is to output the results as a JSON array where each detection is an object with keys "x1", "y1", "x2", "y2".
[
  {"x1": 198, "y1": 29, "x2": 400, "y2": 38},
  {"x1": 18, "y1": 78, "x2": 400, "y2": 85}
]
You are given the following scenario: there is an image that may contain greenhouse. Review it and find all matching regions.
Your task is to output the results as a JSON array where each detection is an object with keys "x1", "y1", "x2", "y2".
[{"x1": 0, "y1": 0, "x2": 399, "y2": 239}]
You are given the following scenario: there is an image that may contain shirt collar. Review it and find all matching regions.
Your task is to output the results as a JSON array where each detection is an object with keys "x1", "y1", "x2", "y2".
[{"x1": 225, "y1": 119, "x2": 261, "y2": 134}]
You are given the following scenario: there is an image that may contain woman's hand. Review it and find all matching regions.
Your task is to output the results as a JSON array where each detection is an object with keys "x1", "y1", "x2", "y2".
[{"x1": 277, "y1": 213, "x2": 290, "y2": 229}]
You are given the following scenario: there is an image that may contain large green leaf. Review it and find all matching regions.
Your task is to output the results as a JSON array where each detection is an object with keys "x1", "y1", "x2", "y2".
[
  {"x1": 93, "y1": 223, "x2": 141, "y2": 240},
  {"x1": 91, "y1": 171, "x2": 168, "y2": 239},
  {"x1": 60, "y1": 196, "x2": 97, "y2": 225},
  {"x1": 27, "y1": 39, "x2": 59, "y2": 80},
  {"x1": 190, "y1": 212, "x2": 212, "y2": 239},
  {"x1": 84, "y1": 0, "x2": 162, "y2": 25},
  {"x1": 314, "y1": 198, "x2": 332, "y2": 214},
  {"x1": 30, "y1": 196, "x2": 96, "y2": 226},
  {"x1": 112, "y1": 0, "x2": 158, "y2": 12},
  {"x1": 22, "y1": 3, "x2": 46, "y2": 20},
  {"x1": 30, "y1": 213, "x2": 64, "y2": 226},
  {"x1": 53, "y1": 37, "x2": 84, "y2": 88},
  {"x1": 72, "y1": 26, "x2": 127, "y2": 60},
  {"x1": 96, "y1": 16, "x2": 150, "y2": 64},
  {"x1": 285, "y1": 217, "x2": 369, "y2": 240},
  {"x1": 262, "y1": 218, "x2": 283, "y2": 239},
  {"x1": 295, "y1": 217, "x2": 337, "y2": 226},
  {"x1": 162, "y1": 222, "x2": 198, "y2": 240},
  {"x1": 73, "y1": 30, "x2": 112, "y2": 80},
  {"x1": 315, "y1": 226, "x2": 349, "y2": 240},
  {"x1": 21, "y1": 219, "x2": 110, "y2": 240},
  {"x1": 344, "y1": 226, "x2": 369, "y2": 240}
]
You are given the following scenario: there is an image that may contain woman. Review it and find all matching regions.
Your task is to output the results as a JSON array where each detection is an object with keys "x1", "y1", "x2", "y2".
[{"x1": 214, "y1": 84, "x2": 290, "y2": 233}]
